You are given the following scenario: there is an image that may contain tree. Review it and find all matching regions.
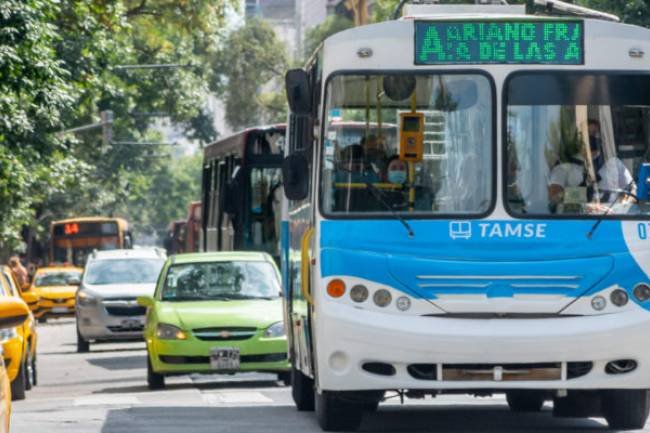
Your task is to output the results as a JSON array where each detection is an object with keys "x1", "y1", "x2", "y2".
[
  {"x1": 304, "y1": 15, "x2": 354, "y2": 59},
  {"x1": 210, "y1": 18, "x2": 288, "y2": 130}
]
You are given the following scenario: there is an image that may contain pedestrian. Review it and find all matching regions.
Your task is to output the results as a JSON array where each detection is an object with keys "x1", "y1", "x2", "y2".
[{"x1": 8, "y1": 256, "x2": 29, "y2": 289}]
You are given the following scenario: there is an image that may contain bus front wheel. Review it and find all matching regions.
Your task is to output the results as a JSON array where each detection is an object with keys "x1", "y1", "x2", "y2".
[
  {"x1": 315, "y1": 390, "x2": 363, "y2": 432},
  {"x1": 602, "y1": 390, "x2": 650, "y2": 430},
  {"x1": 506, "y1": 390, "x2": 545, "y2": 412}
]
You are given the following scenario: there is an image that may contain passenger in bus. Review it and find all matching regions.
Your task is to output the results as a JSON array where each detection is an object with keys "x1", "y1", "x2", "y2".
[
  {"x1": 548, "y1": 119, "x2": 635, "y2": 213},
  {"x1": 361, "y1": 135, "x2": 387, "y2": 173},
  {"x1": 335, "y1": 144, "x2": 379, "y2": 183}
]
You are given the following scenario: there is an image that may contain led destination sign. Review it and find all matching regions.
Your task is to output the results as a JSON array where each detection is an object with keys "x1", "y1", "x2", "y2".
[{"x1": 415, "y1": 21, "x2": 583, "y2": 65}]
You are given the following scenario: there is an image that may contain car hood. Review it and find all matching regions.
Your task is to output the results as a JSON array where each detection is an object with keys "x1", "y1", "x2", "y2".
[
  {"x1": 82, "y1": 283, "x2": 156, "y2": 299},
  {"x1": 156, "y1": 299, "x2": 284, "y2": 330},
  {"x1": 36, "y1": 285, "x2": 78, "y2": 297}
]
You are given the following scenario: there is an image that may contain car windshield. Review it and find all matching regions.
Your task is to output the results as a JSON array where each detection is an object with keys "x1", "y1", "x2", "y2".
[
  {"x1": 161, "y1": 261, "x2": 280, "y2": 302},
  {"x1": 506, "y1": 73, "x2": 650, "y2": 217},
  {"x1": 34, "y1": 271, "x2": 81, "y2": 287},
  {"x1": 84, "y1": 259, "x2": 164, "y2": 285},
  {"x1": 321, "y1": 73, "x2": 493, "y2": 216}
]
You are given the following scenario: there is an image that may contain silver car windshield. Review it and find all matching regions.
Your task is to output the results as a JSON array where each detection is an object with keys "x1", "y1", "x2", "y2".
[{"x1": 84, "y1": 259, "x2": 164, "y2": 285}]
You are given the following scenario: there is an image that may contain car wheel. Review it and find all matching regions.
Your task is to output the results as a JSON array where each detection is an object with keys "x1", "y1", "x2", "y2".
[
  {"x1": 24, "y1": 345, "x2": 34, "y2": 391},
  {"x1": 147, "y1": 355, "x2": 165, "y2": 390},
  {"x1": 11, "y1": 358, "x2": 27, "y2": 401},
  {"x1": 602, "y1": 389, "x2": 650, "y2": 430},
  {"x1": 315, "y1": 390, "x2": 363, "y2": 432},
  {"x1": 277, "y1": 371, "x2": 291, "y2": 386},
  {"x1": 76, "y1": 326, "x2": 89, "y2": 353},
  {"x1": 506, "y1": 390, "x2": 545, "y2": 412},
  {"x1": 291, "y1": 365, "x2": 314, "y2": 411},
  {"x1": 31, "y1": 352, "x2": 37, "y2": 387}
]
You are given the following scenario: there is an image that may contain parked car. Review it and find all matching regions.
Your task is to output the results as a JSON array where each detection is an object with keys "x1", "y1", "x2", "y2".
[
  {"x1": 0, "y1": 266, "x2": 37, "y2": 400},
  {"x1": 0, "y1": 295, "x2": 31, "y2": 432},
  {"x1": 138, "y1": 251, "x2": 289, "y2": 390},
  {"x1": 32, "y1": 266, "x2": 82, "y2": 322},
  {"x1": 75, "y1": 248, "x2": 166, "y2": 352}
]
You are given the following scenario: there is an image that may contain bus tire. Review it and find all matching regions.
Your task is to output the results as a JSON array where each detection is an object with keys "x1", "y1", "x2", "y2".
[
  {"x1": 506, "y1": 390, "x2": 545, "y2": 412},
  {"x1": 291, "y1": 365, "x2": 314, "y2": 411},
  {"x1": 147, "y1": 356, "x2": 165, "y2": 390},
  {"x1": 11, "y1": 358, "x2": 27, "y2": 401},
  {"x1": 315, "y1": 390, "x2": 363, "y2": 432},
  {"x1": 602, "y1": 390, "x2": 650, "y2": 430},
  {"x1": 76, "y1": 326, "x2": 90, "y2": 353}
]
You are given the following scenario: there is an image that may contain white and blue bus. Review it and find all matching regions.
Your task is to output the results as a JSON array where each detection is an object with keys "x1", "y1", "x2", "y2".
[{"x1": 281, "y1": 3, "x2": 650, "y2": 431}]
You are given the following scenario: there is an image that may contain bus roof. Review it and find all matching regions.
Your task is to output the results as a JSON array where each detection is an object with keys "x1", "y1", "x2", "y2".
[
  {"x1": 51, "y1": 217, "x2": 129, "y2": 229},
  {"x1": 319, "y1": 15, "x2": 650, "y2": 76},
  {"x1": 203, "y1": 124, "x2": 286, "y2": 161}
]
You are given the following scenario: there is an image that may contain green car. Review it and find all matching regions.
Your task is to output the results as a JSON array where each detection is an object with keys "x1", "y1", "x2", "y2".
[{"x1": 138, "y1": 251, "x2": 289, "y2": 390}]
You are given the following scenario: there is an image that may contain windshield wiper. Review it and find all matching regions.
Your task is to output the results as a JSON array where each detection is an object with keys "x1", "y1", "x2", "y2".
[
  {"x1": 587, "y1": 184, "x2": 638, "y2": 239},
  {"x1": 364, "y1": 182, "x2": 415, "y2": 238}
]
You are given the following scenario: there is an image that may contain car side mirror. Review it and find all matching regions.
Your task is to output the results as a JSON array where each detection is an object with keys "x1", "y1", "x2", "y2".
[
  {"x1": 137, "y1": 296, "x2": 154, "y2": 307},
  {"x1": 67, "y1": 277, "x2": 81, "y2": 286},
  {"x1": 0, "y1": 297, "x2": 30, "y2": 329},
  {"x1": 282, "y1": 154, "x2": 309, "y2": 201},
  {"x1": 286, "y1": 69, "x2": 312, "y2": 115}
]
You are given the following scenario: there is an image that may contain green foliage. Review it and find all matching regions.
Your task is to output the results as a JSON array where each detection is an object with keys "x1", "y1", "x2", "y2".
[
  {"x1": 303, "y1": 15, "x2": 354, "y2": 59},
  {"x1": 210, "y1": 18, "x2": 288, "y2": 130}
]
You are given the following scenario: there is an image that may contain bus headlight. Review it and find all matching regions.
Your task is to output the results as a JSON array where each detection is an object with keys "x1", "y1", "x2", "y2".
[
  {"x1": 156, "y1": 323, "x2": 187, "y2": 340},
  {"x1": 264, "y1": 321, "x2": 285, "y2": 338},
  {"x1": 350, "y1": 285, "x2": 369, "y2": 303},
  {"x1": 633, "y1": 284, "x2": 650, "y2": 302},
  {"x1": 373, "y1": 289, "x2": 392, "y2": 308},
  {"x1": 610, "y1": 289, "x2": 629, "y2": 307},
  {"x1": 591, "y1": 295, "x2": 607, "y2": 311}
]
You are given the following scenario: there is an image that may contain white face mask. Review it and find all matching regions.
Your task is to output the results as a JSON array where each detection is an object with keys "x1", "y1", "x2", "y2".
[{"x1": 388, "y1": 170, "x2": 407, "y2": 184}]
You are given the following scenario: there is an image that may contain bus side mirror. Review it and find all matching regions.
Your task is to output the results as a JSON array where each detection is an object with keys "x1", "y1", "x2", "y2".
[
  {"x1": 282, "y1": 154, "x2": 309, "y2": 201},
  {"x1": 286, "y1": 69, "x2": 312, "y2": 115}
]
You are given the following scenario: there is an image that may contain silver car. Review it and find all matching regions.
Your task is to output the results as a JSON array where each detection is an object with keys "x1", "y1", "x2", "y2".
[{"x1": 76, "y1": 248, "x2": 166, "y2": 352}]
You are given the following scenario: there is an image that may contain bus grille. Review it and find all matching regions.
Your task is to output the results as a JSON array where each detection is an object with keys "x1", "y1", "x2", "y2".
[{"x1": 405, "y1": 362, "x2": 593, "y2": 382}]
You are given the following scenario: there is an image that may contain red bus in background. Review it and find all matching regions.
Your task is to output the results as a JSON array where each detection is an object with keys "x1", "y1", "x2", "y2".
[{"x1": 163, "y1": 202, "x2": 202, "y2": 255}]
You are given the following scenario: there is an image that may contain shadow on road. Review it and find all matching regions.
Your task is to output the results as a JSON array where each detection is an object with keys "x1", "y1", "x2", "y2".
[
  {"x1": 101, "y1": 405, "x2": 609, "y2": 433},
  {"x1": 93, "y1": 378, "x2": 284, "y2": 395},
  {"x1": 86, "y1": 354, "x2": 146, "y2": 371}
]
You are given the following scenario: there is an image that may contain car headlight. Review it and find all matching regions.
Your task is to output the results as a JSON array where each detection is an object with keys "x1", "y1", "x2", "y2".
[
  {"x1": 77, "y1": 291, "x2": 98, "y2": 307},
  {"x1": 264, "y1": 321, "x2": 285, "y2": 338},
  {"x1": 156, "y1": 323, "x2": 187, "y2": 340}
]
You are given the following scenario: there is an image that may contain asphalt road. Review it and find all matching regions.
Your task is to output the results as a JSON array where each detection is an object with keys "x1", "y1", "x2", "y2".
[{"x1": 10, "y1": 319, "x2": 648, "y2": 433}]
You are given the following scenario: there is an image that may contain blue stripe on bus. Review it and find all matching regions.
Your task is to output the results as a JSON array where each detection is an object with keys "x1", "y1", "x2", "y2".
[{"x1": 319, "y1": 220, "x2": 650, "y2": 308}]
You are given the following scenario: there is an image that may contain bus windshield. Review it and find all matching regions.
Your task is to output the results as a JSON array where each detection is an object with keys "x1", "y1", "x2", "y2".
[
  {"x1": 321, "y1": 73, "x2": 493, "y2": 215},
  {"x1": 506, "y1": 73, "x2": 650, "y2": 217}
]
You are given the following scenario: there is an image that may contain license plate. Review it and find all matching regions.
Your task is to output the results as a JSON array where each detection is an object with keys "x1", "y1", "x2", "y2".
[
  {"x1": 210, "y1": 347, "x2": 240, "y2": 370},
  {"x1": 120, "y1": 319, "x2": 141, "y2": 330},
  {"x1": 51, "y1": 307, "x2": 70, "y2": 313}
]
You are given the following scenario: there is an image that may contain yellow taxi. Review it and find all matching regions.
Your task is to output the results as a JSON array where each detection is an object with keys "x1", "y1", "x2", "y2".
[
  {"x1": 0, "y1": 295, "x2": 32, "y2": 432},
  {"x1": 0, "y1": 266, "x2": 37, "y2": 400},
  {"x1": 31, "y1": 266, "x2": 82, "y2": 322}
]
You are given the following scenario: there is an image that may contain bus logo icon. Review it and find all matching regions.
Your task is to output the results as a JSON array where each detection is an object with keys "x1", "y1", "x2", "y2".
[{"x1": 450, "y1": 221, "x2": 471, "y2": 240}]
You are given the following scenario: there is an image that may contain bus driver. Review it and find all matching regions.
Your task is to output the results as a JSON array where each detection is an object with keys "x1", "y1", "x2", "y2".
[{"x1": 548, "y1": 119, "x2": 635, "y2": 213}]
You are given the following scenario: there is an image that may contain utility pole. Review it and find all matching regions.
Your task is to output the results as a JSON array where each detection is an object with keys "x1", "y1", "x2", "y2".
[{"x1": 100, "y1": 110, "x2": 114, "y2": 147}]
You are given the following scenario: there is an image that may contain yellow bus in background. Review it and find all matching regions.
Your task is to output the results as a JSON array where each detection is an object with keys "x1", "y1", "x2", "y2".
[{"x1": 49, "y1": 217, "x2": 132, "y2": 267}]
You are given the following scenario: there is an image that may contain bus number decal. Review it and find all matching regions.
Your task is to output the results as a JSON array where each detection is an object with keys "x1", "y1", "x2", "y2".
[{"x1": 639, "y1": 223, "x2": 649, "y2": 240}]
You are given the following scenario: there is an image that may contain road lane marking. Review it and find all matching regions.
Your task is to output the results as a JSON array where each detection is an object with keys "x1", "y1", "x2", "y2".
[
  {"x1": 74, "y1": 396, "x2": 140, "y2": 406},
  {"x1": 202, "y1": 391, "x2": 273, "y2": 405}
]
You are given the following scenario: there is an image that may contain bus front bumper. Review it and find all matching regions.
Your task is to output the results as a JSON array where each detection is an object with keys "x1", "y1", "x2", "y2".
[{"x1": 315, "y1": 304, "x2": 650, "y2": 391}]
